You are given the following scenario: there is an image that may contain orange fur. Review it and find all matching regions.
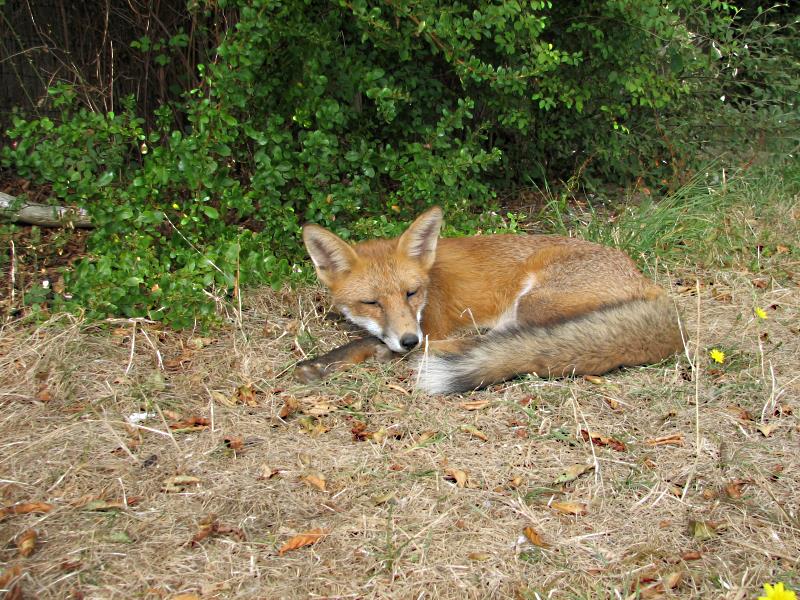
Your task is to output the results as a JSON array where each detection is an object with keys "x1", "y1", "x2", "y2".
[{"x1": 300, "y1": 207, "x2": 683, "y2": 393}]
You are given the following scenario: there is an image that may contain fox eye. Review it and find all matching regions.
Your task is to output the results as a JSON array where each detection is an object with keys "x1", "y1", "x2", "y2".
[
  {"x1": 361, "y1": 300, "x2": 379, "y2": 306},
  {"x1": 406, "y1": 289, "x2": 418, "y2": 298}
]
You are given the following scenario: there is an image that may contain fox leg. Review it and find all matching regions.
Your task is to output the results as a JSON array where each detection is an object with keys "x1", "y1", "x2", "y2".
[{"x1": 295, "y1": 336, "x2": 395, "y2": 382}]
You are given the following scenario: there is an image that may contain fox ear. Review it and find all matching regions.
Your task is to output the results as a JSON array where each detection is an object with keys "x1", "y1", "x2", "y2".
[
  {"x1": 397, "y1": 206, "x2": 443, "y2": 269},
  {"x1": 302, "y1": 224, "x2": 358, "y2": 287}
]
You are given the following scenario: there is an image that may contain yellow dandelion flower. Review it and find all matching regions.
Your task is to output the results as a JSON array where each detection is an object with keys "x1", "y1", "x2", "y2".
[
  {"x1": 755, "y1": 307, "x2": 768, "y2": 319},
  {"x1": 709, "y1": 348, "x2": 725, "y2": 364},
  {"x1": 759, "y1": 582, "x2": 797, "y2": 600}
]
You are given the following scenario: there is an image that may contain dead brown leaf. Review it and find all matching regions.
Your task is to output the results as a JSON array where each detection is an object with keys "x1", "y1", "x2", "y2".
[
  {"x1": 279, "y1": 396, "x2": 300, "y2": 418},
  {"x1": 444, "y1": 468, "x2": 468, "y2": 488},
  {"x1": 0, "y1": 501, "x2": 55, "y2": 522},
  {"x1": 724, "y1": 479, "x2": 749, "y2": 499},
  {"x1": 688, "y1": 520, "x2": 717, "y2": 541},
  {"x1": 459, "y1": 399, "x2": 490, "y2": 411},
  {"x1": 467, "y1": 552, "x2": 491, "y2": 561},
  {"x1": 169, "y1": 416, "x2": 210, "y2": 432},
  {"x1": 583, "y1": 375, "x2": 605, "y2": 385},
  {"x1": 162, "y1": 475, "x2": 201, "y2": 493},
  {"x1": 223, "y1": 436, "x2": 244, "y2": 452},
  {"x1": 681, "y1": 550, "x2": 702, "y2": 561},
  {"x1": 460, "y1": 424, "x2": 488, "y2": 441},
  {"x1": 302, "y1": 470, "x2": 327, "y2": 492},
  {"x1": 278, "y1": 528, "x2": 329, "y2": 555},
  {"x1": 550, "y1": 501, "x2": 588, "y2": 516},
  {"x1": 0, "y1": 566, "x2": 23, "y2": 600},
  {"x1": 756, "y1": 422, "x2": 779, "y2": 437},
  {"x1": 580, "y1": 430, "x2": 627, "y2": 452},
  {"x1": 645, "y1": 434, "x2": 684, "y2": 447},
  {"x1": 189, "y1": 513, "x2": 246, "y2": 547},
  {"x1": 257, "y1": 464, "x2": 281, "y2": 480},
  {"x1": 210, "y1": 390, "x2": 237, "y2": 407},
  {"x1": 17, "y1": 528, "x2": 37, "y2": 557},
  {"x1": 235, "y1": 385, "x2": 258, "y2": 407},
  {"x1": 303, "y1": 401, "x2": 337, "y2": 417},
  {"x1": 554, "y1": 463, "x2": 594, "y2": 485},
  {"x1": 522, "y1": 526, "x2": 551, "y2": 548}
]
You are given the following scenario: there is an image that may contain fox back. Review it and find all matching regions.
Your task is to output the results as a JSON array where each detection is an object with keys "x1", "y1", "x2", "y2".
[{"x1": 302, "y1": 206, "x2": 683, "y2": 393}]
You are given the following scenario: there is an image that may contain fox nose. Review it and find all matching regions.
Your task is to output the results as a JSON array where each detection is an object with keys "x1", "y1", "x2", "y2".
[{"x1": 399, "y1": 333, "x2": 419, "y2": 351}]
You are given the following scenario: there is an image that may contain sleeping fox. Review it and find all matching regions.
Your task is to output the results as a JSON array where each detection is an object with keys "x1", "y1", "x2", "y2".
[{"x1": 296, "y1": 206, "x2": 682, "y2": 393}]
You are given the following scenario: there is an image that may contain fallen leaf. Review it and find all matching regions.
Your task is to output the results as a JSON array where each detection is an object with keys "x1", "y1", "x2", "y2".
[
  {"x1": 583, "y1": 375, "x2": 605, "y2": 385},
  {"x1": 775, "y1": 244, "x2": 790, "y2": 254},
  {"x1": 645, "y1": 434, "x2": 684, "y2": 447},
  {"x1": 724, "y1": 480, "x2": 748, "y2": 499},
  {"x1": 169, "y1": 416, "x2": 210, "y2": 432},
  {"x1": 258, "y1": 464, "x2": 280, "y2": 480},
  {"x1": 726, "y1": 406, "x2": 753, "y2": 421},
  {"x1": 223, "y1": 436, "x2": 244, "y2": 452},
  {"x1": 278, "y1": 528, "x2": 328, "y2": 555},
  {"x1": 189, "y1": 513, "x2": 245, "y2": 547},
  {"x1": 751, "y1": 278, "x2": 768, "y2": 289},
  {"x1": 235, "y1": 385, "x2": 258, "y2": 407},
  {"x1": 164, "y1": 352, "x2": 194, "y2": 369},
  {"x1": 37, "y1": 386, "x2": 53, "y2": 402},
  {"x1": 509, "y1": 476, "x2": 524, "y2": 488},
  {"x1": 83, "y1": 499, "x2": 127, "y2": 511},
  {"x1": 701, "y1": 488, "x2": 718, "y2": 500},
  {"x1": 604, "y1": 396, "x2": 621, "y2": 410},
  {"x1": 468, "y1": 552, "x2": 491, "y2": 561},
  {"x1": 459, "y1": 399, "x2": 490, "y2": 411},
  {"x1": 688, "y1": 519, "x2": 717, "y2": 541},
  {"x1": 210, "y1": 390, "x2": 237, "y2": 407},
  {"x1": 522, "y1": 526, "x2": 551, "y2": 548},
  {"x1": 756, "y1": 422, "x2": 779, "y2": 437},
  {"x1": 279, "y1": 396, "x2": 300, "y2": 418},
  {"x1": 580, "y1": 430, "x2": 627, "y2": 452},
  {"x1": 662, "y1": 571, "x2": 683, "y2": 589},
  {"x1": 418, "y1": 430, "x2": 438, "y2": 444},
  {"x1": 550, "y1": 501, "x2": 588, "y2": 516},
  {"x1": 460, "y1": 424, "x2": 488, "y2": 442},
  {"x1": 0, "y1": 566, "x2": 23, "y2": 599},
  {"x1": 187, "y1": 336, "x2": 213, "y2": 350},
  {"x1": 681, "y1": 550, "x2": 702, "y2": 561},
  {"x1": 297, "y1": 415, "x2": 329, "y2": 436},
  {"x1": 371, "y1": 491, "x2": 397, "y2": 506},
  {"x1": 60, "y1": 560, "x2": 82, "y2": 572},
  {"x1": 0, "y1": 501, "x2": 55, "y2": 522},
  {"x1": 162, "y1": 475, "x2": 201, "y2": 493},
  {"x1": 554, "y1": 463, "x2": 594, "y2": 485},
  {"x1": 444, "y1": 468, "x2": 468, "y2": 488},
  {"x1": 303, "y1": 401, "x2": 337, "y2": 417},
  {"x1": 303, "y1": 470, "x2": 327, "y2": 492},
  {"x1": 386, "y1": 383, "x2": 410, "y2": 396},
  {"x1": 17, "y1": 529, "x2": 37, "y2": 557}
]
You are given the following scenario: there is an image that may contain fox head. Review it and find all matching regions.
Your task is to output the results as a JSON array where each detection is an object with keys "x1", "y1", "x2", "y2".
[{"x1": 302, "y1": 207, "x2": 443, "y2": 353}]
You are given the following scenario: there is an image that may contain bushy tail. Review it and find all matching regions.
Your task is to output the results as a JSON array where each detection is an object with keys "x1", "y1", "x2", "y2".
[{"x1": 416, "y1": 295, "x2": 683, "y2": 394}]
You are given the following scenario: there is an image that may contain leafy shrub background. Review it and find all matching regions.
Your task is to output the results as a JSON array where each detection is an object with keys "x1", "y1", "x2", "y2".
[{"x1": 2, "y1": 0, "x2": 797, "y2": 326}]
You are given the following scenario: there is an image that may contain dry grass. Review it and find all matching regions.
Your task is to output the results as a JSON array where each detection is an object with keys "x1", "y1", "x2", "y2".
[{"x1": 1, "y1": 195, "x2": 799, "y2": 598}]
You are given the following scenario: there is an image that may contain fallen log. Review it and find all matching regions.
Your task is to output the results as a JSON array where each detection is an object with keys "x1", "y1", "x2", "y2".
[{"x1": 0, "y1": 191, "x2": 93, "y2": 228}]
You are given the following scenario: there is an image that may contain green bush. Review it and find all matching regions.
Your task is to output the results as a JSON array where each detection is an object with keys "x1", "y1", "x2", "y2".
[{"x1": 3, "y1": 0, "x2": 795, "y2": 325}]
